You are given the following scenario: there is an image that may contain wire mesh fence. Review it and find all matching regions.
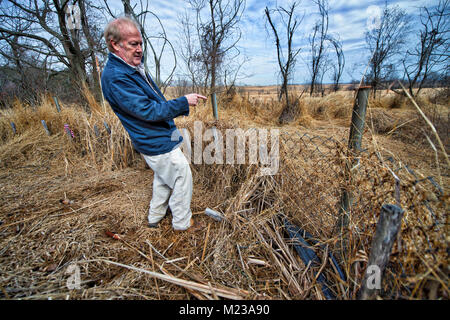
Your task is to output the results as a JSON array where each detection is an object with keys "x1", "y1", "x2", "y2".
[{"x1": 270, "y1": 129, "x2": 448, "y2": 299}]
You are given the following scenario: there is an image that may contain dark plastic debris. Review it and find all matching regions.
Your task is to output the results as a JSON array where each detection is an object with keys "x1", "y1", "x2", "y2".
[{"x1": 283, "y1": 218, "x2": 345, "y2": 300}]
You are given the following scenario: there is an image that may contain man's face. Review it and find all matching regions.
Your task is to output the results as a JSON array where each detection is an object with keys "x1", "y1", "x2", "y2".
[{"x1": 112, "y1": 25, "x2": 143, "y2": 67}]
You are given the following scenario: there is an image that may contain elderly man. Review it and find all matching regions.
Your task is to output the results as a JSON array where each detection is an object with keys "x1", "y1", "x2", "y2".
[{"x1": 101, "y1": 16, "x2": 206, "y2": 231}]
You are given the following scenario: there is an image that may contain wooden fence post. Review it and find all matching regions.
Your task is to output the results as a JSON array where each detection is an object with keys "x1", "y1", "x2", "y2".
[
  {"x1": 334, "y1": 86, "x2": 371, "y2": 260},
  {"x1": 358, "y1": 204, "x2": 404, "y2": 300},
  {"x1": 348, "y1": 86, "x2": 371, "y2": 153}
]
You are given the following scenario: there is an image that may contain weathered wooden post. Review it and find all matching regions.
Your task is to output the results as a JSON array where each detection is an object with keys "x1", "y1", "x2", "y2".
[
  {"x1": 41, "y1": 120, "x2": 51, "y2": 136},
  {"x1": 341, "y1": 85, "x2": 371, "y2": 212},
  {"x1": 53, "y1": 96, "x2": 61, "y2": 113},
  {"x1": 347, "y1": 86, "x2": 371, "y2": 154},
  {"x1": 334, "y1": 86, "x2": 371, "y2": 260},
  {"x1": 359, "y1": 204, "x2": 404, "y2": 300},
  {"x1": 211, "y1": 92, "x2": 218, "y2": 120}
]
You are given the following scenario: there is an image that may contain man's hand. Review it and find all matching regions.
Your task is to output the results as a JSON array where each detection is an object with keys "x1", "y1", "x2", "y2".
[{"x1": 185, "y1": 93, "x2": 207, "y2": 106}]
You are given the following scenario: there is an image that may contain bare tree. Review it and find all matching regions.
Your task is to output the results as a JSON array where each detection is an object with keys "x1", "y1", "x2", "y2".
[
  {"x1": 307, "y1": 0, "x2": 344, "y2": 95},
  {"x1": 330, "y1": 36, "x2": 345, "y2": 92},
  {"x1": 177, "y1": 10, "x2": 205, "y2": 93},
  {"x1": 365, "y1": 2, "x2": 410, "y2": 96},
  {"x1": 308, "y1": 0, "x2": 329, "y2": 96},
  {"x1": 0, "y1": 28, "x2": 38, "y2": 103},
  {"x1": 0, "y1": 0, "x2": 105, "y2": 104},
  {"x1": 184, "y1": 0, "x2": 246, "y2": 94},
  {"x1": 0, "y1": 35, "x2": 46, "y2": 104},
  {"x1": 402, "y1": 0, "x2": 449, "y2": 97},
  {"x1": 265, "y1": 1, "x2": 303, "y2": 124},
  {"x1": 78, "y1": 0, "x2": 105, "y2": 100}
]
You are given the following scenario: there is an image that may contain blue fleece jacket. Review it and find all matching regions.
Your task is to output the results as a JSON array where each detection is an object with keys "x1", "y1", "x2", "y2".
[{"x1": 101, "y1": 53, "x2": 189, "y2": 156}]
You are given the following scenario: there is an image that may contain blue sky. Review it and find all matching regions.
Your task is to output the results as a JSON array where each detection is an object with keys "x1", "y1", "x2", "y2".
[{"x1": 106, "y1": 0, "x2": 437, "y2": 86}]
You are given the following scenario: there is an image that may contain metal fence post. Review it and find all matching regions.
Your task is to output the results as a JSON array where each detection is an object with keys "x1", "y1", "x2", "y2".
[
  {"x1": 103, "y1": 121, "x2": 111, "y2": 135},
  {"x1": 211, "y1": 92, "x2": 218, "y2": 120},
  {"x1": 10, "y1": 122, "x2": 16, "y2": 135},
  {"x1": 358, "y1": 204, "x2": 404, "y2": 300},
  {"x1": 53, "y1": 96, "x2": 61, "y2": 113},
  {"x1": 64, "y1": 124, "x2": 74, "y2": 140},
  {"x1": 93, "y1": 124, "x2": 100, "y2": 138},
  {"x1": 41, "y1": 120, "x2": 51, "y2": 136}
]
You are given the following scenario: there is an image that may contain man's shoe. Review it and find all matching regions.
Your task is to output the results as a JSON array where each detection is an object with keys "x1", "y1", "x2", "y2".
[
  {"x1": 173, "y1": 218, "x2": 196, "y2": 233},
  {"x1": 148, "y1": 222, "x2": 159, "y2": 228}
]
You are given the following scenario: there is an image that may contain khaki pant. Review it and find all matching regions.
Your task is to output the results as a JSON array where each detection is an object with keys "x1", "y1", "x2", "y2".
[{"x1": 142, "y1": 147, "x2": 193, "y2": 230}]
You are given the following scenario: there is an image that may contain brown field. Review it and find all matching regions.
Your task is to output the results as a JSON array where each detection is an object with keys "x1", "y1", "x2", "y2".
[{"x1": 0, "y1": 86, "x2": 448, "y2": 300}]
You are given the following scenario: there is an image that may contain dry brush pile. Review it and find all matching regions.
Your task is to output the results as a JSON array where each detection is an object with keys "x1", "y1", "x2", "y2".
[{"x1": 0, "y1": 89, "x2": 448, "y2": 300}]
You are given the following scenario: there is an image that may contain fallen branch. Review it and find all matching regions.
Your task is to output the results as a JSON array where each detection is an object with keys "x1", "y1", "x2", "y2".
[{"x1": 99, "y1": 259, "x2": 249, "y2": 300}]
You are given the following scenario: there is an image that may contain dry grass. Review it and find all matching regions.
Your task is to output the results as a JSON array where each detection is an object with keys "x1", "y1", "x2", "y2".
[{"x1": 0, "y1": 87, "x2": 448, "y2": 300}]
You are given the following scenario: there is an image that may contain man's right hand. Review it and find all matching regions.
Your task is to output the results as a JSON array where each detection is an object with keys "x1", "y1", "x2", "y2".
[{"x1": 185, "y1": 93, "x2": 207, "y2": 106}]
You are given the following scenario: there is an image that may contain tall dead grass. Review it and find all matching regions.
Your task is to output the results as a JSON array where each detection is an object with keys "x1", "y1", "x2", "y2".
[{"x1": 0, "y1": 91, "x2": 141, "y2": 172}]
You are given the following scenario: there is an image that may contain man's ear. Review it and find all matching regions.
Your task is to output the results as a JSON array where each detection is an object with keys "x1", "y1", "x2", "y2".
[{"x1": 110, "y1": 40, "x2": 121, "y2": 52}]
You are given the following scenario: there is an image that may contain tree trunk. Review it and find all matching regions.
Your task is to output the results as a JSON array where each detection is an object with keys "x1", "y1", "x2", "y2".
[
  {"x1": 79, "y1": 0, "x2": 102, "y2": 101},
  {"x1": 278, "y1": 84, "x2": 296, "y2": 124}
]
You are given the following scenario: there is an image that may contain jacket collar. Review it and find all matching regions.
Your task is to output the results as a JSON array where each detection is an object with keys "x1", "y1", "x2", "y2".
[{"x1": 107, "y1": 52, "x2": 145, "y2": 75}]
